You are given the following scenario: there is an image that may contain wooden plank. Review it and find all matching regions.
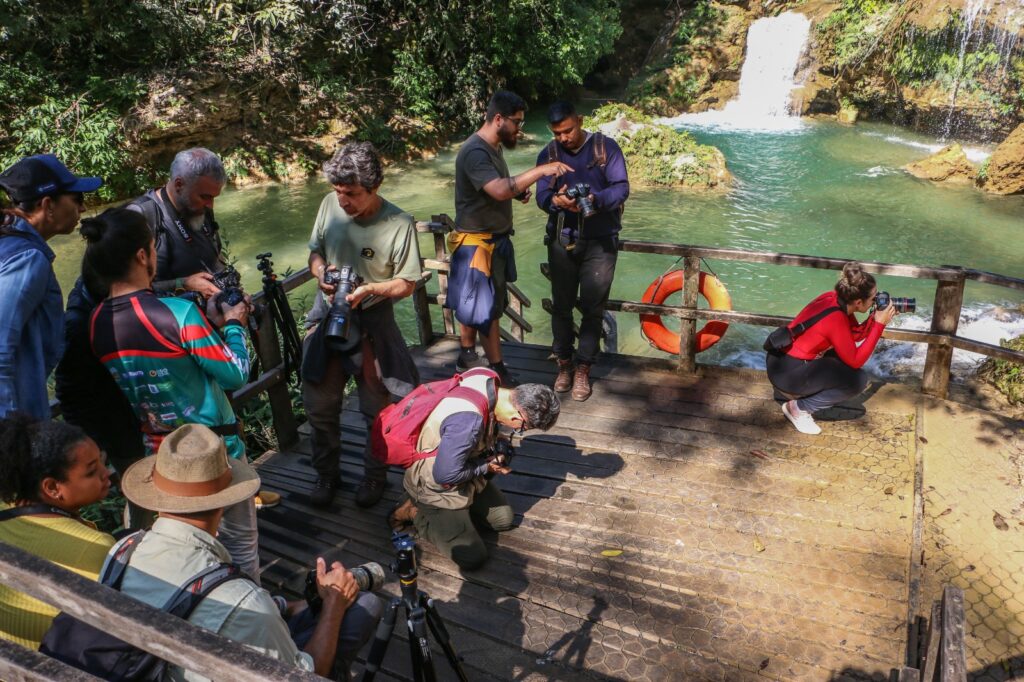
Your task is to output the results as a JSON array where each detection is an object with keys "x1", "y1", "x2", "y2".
[
  {"x1": 411, "y1": 279, "x2": 433, "y2": 346},
  {"x1": 950, "y1": 335, "x2": 1024, "y2": 364},
  {"x1": 618, "y1": 241, "x2": 964, "y2": 281},
  {"x1": 250, "y1": 267, "x2": 314, "y2": 306},
  {"x1": 0, "y1": 637, "x2": 102, "y2": 682},
  {"x1": 678, "y1": 256, "x2": 700, "y2": 373},
  {"x1": 899, "y1": 666, "x2": 922, "y2": 682},
  {"x1": 429, "y1": 218, "x2": 456, "y2": 336},
  {"x1": 939, "y1": 587, "x2": 967, "y2": 682},
  {"x1": 922, "y1": 275, "x2": 966, "y2": 399},
  {"x1": 963, "y1": 268, "x2": 1024, "y2": 291},
  {"x1": 503, "y1": 304, "x2": 533, "y2": 335},
  {"x1": 230, "y1": 366, "x2": 284, "y2": 405},
  {"x1": 507, "y1": 281, "x2": 531, "y2": 308},
  {"x1": 0, "y1": 542, "x2": 325, "y2": 682},
  {"x1": 921, "y1": 600, "x2": 942, "y2": 681},
  {"x1": 253, "y1": 304, "x2": 299, "y2": 447}
]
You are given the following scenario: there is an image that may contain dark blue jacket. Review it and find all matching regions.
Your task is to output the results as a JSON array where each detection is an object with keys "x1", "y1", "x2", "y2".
[
  {"x1": 0, "y1": 217, "x2": 63, "y2": 419},
  {"x1": 535, "y1": 133, "x2": 630, "y2": 239}
]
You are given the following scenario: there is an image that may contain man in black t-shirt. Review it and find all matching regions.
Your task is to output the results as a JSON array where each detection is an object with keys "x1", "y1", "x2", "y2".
[
  {"x1": 448, "y1": 91, "x2": 571, "y2": 385},
  {"x1": 125, "y1": 148, "x2": 228, "y2": 299}
]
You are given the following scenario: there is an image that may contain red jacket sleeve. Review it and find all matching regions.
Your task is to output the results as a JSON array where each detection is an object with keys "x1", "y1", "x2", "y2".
[{"x1": 822, "y1": 313, "x2": 885, "y2": 369}]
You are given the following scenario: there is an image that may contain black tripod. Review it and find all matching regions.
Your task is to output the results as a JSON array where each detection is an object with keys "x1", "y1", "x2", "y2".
[
  {"x1": 362, "y1": 533, "x2": 468, "y2": 682},
  {"x1": 252, "y1": 252, "x2": 303, "y2": 381}
]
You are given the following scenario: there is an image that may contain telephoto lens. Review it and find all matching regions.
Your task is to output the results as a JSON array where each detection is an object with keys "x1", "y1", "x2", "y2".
[
  {"x1": 875, "y1": 291, "x2": 917, "y2": 314},
  {"x1": 304, "y1": 561, "x2": 386, "y2": 613}
]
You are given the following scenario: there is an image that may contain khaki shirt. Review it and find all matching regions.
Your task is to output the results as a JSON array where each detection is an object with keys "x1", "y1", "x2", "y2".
[
  {"x1": 308, "y1": 194, "x2": 422, "y2": 309},
  {"x1": 118, "y1": 518, "x2": 314, "y2": 680}
]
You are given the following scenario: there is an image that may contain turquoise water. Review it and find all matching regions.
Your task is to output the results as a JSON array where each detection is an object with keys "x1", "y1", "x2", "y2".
[{"x1": 50, "y1": 117, "x2": 1024, "y2": 379}]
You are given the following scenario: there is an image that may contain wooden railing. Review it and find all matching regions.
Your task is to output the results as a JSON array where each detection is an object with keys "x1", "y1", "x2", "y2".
[{"x1": 898, "y1": 586, "x2": 968, "y2": 682}]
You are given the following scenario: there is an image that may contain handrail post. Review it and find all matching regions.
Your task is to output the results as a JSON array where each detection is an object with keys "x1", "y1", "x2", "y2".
[
  {"x1": 254, "y1": 303, "x2": 299, "y2": 448},
  {"x1": 433, "y1": 214, "x2": 456, "y2": 335},
  {"x1": 508, "y1": 291, "x2": 524, "y2": 342},
  {"x1": 921, "y1": 271, "x2": 966, "y2": 399},
  {"x1": 678, "y1": 256, "x2": 700, "y2": 373}
]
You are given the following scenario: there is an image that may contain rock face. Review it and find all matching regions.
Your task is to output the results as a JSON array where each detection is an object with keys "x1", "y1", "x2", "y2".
[
  {"x1": 904, "y1": 144, "x2": 978, "y2": 184},
  {"x1": 978, "y1": 123, "x2": 1024, "y2": 195},
  {"x1": 590, "y1": 106, "x2": 732, "y2": 190}
]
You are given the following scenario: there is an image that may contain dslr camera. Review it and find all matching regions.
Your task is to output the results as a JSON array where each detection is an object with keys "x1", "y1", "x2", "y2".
[
  {"x1": 211, "y1": 266, "x2": 246, "y2": 311},
  {"x1": 564, "y1": 182, "x2": 596, "y2": 219},
  {"x1": 874, "y1": 291, "x2": 916, "y2": 314},
  {"x1": 323, "y1": 265, "x2": 363, "y2": 351},
  {"x1": 304, "y1": 561, "x2": 386, "y2": 614}
]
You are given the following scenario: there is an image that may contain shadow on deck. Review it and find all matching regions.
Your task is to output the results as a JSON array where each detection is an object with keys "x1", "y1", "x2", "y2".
[{"x1": 255, "y1": 338, "x2": 920, "y2": 681}]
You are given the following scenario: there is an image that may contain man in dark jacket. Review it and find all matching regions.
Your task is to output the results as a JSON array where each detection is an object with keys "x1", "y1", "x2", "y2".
[{"x1": 535, "y1": 101, "x2": 629, "y2": 401}]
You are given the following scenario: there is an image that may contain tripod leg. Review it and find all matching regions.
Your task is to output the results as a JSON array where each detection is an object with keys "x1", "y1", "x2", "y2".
[
  {"x1": 361, "y1": 598, "x2": 400, "y2": 682},
  {"x1": 423, "y1": 595, "x2": 470, "y2": 682},
  {"x1": 407, "y1": 603, "x2": 438, "y2": 682}
]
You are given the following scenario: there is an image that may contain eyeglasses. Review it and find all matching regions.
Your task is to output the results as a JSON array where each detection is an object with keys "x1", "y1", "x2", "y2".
[
  {"x1": 515, "y1": 410, "x2": 530, "y2": 434},
  {"x1": 504, "y1": 116, "x2": 525, "y2": 129}
]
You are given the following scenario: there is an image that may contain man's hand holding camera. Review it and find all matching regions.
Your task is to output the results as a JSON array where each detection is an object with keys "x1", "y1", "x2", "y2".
[
  {"x1": 183, "y1": 272, "x2": 222, "y2": 298},
  {"x1": 205, "y1": 293, "x2": 251, "y2": 329},
  {"x1": 314, "y1": 556, "x2": 359, "y2": 613}
]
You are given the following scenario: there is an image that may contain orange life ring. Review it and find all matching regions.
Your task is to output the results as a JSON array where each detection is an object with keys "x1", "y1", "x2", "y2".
[{"x1": 640, "y1": 271, "x2": 731, "y2": 354}]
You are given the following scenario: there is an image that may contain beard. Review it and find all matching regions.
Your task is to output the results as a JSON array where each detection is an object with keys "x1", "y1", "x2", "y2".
[
  {"x1": 187, "y1": 213, "x2": 206, "y2": 231},
  {"x1": 498, "y1": 126, "x2": 519, "y2": 150}
]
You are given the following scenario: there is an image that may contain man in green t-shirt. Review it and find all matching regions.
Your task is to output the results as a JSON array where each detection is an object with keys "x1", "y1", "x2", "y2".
[{"x1": 302, "y1": 142, "x2": 422, "y2": 508}]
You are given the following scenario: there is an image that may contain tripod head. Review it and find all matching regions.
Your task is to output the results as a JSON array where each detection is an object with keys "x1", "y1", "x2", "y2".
[
  {"x1": 256, "y1": 252, "x2": 276, "y2": 289},
  {"x1": 391, "y1": 531, "x2": 418, "y2": 587}
]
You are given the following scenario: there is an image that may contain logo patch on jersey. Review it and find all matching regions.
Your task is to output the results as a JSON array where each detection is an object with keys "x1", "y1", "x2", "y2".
[{"x1": 361, "y1": 247, "x2": 375, "y2": 260}]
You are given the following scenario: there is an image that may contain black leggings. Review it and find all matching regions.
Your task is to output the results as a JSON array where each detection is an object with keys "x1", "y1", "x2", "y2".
[{"x1": 765, "y1": 351, "x2": 869, "y2": 413}]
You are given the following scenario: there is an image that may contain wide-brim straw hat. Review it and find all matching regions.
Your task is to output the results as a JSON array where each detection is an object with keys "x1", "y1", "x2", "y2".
[{"x1": 122, "y1": 424, "x2": 260, "y2": 514}]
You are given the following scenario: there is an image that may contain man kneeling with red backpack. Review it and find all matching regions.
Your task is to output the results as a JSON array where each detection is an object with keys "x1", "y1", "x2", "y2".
[{"x1": 371, "y1": 368, "x2": 560, "y2": 570}]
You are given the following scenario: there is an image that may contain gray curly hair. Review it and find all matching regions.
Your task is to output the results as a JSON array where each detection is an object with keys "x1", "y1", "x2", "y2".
[{"x1": 322, "y1": 142, "x2": 383, "y2": 190}]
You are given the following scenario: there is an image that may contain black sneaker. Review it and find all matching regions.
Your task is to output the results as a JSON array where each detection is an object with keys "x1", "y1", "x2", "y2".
[
  {"x1": 456, "y1": 347, "x2": 485, "y2": 371},
  {"x1": 355, "y1": 478, "x2": 386, "y2": 508},
  {"x1": 490, "y1": 363, "x2": 519, "y2": 388},
  {"x1": 310, "y1": 474, "x2": 341, "y2": 508}
]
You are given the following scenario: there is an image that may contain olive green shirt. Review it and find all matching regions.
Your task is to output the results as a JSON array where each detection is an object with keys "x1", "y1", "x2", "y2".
[{"x1": 308, "y1": 194, "x2": 422, "y2": 310}]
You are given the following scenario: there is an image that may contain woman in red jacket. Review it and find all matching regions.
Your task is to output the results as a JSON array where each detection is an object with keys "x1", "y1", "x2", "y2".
[{"x1": 767, "y1": 262, "x2": 897, "y2": 435}]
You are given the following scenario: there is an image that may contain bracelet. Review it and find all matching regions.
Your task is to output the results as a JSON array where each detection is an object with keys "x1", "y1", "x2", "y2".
[{"x1": 174, "y1": 277, "x2": 184, "y2": 292}]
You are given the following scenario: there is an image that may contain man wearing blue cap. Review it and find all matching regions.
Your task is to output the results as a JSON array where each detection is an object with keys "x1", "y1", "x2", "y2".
[{"x1": 0, "y1": 154, "x2": 103, "y2": 419}]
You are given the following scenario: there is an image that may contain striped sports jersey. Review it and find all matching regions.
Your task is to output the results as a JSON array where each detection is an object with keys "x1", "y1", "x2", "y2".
[{"x1": 90, "y1": 290, "x2": 250, "y2": 459}]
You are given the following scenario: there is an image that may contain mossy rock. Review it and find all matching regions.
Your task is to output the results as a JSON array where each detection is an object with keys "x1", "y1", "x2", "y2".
[
  {"x1": 977, "y1": 335, "x2": 1024, "y2": 405},
  {"x1": 590, "y1": 108, "x2": 731, "y2": 190}
]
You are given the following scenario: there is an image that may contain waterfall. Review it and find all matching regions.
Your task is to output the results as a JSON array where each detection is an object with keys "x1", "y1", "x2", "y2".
[
  {"x1": 943, "y1": 0, "x2": 993, "y2": 137},
  {"x1": 660, "y1": 12, "x2": 811, "y2": 132}
]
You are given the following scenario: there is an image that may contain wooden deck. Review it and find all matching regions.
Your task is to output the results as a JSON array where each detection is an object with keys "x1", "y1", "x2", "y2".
[{"x1": 255, "y1": 338, "x2": 918, "y2": 681}]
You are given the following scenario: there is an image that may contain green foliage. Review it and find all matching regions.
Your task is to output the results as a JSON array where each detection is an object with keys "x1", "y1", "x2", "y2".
[
  {"x1": 0, "y1": 0, "x2": 621, "y2": 199},
  {"x1": 672, "y1": 0, "x2": 725, "y2": 68},
  {"x1": 977, "y1": 335, "x2": 1024, "y2": 405},
  {"x1": 589, "y1": 103, "x2": 654, "y2": 126},
  {"x1": 977, "y1": 157, "x2": 991, "y2": 181},
  {"x1": 609, "y1": 123, "x2": 726, "y2": 187}
]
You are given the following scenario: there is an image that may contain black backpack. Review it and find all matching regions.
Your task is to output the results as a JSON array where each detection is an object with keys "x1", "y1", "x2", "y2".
[
  {"x1": 38, "y1": 530, "x2": 244, "y2": 681},
  {"x1": 763, "y1": 306, "x2": 842, "y2": 355}
]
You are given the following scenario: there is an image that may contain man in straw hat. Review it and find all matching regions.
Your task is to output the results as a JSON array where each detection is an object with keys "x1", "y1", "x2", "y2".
[{"x1": 118, "y1": 424, "x2": 382, "y2": 680}]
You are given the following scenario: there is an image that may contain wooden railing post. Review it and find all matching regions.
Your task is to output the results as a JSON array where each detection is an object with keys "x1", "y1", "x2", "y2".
[
  {"x1": 678, "y1": 256, "x2": 700, "y2": 373},
  {"x1": 412, "y1": 272, "x2": 434, "y2": 346},
  {"x1": 254, "y1": 303, "x2": 299, "y2": 448},
  {"x1": 433, "y1": 214, "x2": 456, "y2": 335},
  {"x1": 922, "y1": 272, "x2": 966, "y2": 399},
  {"x1": 939, "y1": 586, "x2": 967, "y2": 682}
]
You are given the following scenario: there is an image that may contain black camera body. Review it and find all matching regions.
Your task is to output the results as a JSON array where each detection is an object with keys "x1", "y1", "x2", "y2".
[
  {"x1": 564, "y1": 182, "x2": 596, "y2": 219},
  {"x1": 493, "y1": 438, "x2": 514, "y2": 468},
  {"x1": 875, "y1": 291, "x2": 916, "y2": 314},
  {"x1": 323, "y1": 265, "x2": 363, "y2": 351},
  {"x1": 211, "y1": 266, "x2": 246, "y2": 311}
]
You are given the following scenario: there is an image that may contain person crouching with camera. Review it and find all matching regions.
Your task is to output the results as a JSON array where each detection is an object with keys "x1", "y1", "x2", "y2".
[
  {"x1": 766, "y1": 262, "x2": 900, "y2": 435},
  {"x1": 303, "y1": 142, "x2": 423, "y2": 509},
  {"x1": 382, "y1": 370, "x2": 560, "y2": 570}
]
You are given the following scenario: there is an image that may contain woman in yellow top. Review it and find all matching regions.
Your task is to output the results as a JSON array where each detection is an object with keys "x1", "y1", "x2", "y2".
[{"x1": 0, "y1": 414, "x2": 114, "y2": 649}]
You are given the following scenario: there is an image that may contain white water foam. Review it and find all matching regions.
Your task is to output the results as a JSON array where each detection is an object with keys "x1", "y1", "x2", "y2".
[
  {"x1": 857, "y1": 165, "x2": 902, "y2": 178},
  {"x1": 862, "y1": 131, "x2": 992, "y2": 164},
  {"x1": 658, "y1": 12, "x2": 811, "y2": 133}
]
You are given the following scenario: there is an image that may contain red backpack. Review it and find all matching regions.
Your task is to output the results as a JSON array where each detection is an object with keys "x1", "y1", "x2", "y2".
[{"x1": 371, "y1": 368, "x2": 498, "y2": 468}]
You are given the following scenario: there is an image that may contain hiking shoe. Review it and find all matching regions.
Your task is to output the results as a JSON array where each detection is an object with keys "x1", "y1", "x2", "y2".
[
  {"x1": 782, "y1": 400, "x2": 821, "y2": 435},
  {"x1": 553, "y1": 358, "x2": 573, "y2": 393},
  {"x1": 355, "y1": 478, "x2": 386, "y2": 508},
  {"x1": 490, "y1": 363, "x2": 519, "y2": 388},
  {"x1": 310, "y1": 474, "x2": 341, "y2": 507},
  {"x1": 388, "y1": 498, "x2": 419, "y2": 532},
  {"x1": 571, "y1": 363, "x2": 592, "y2": 402},
  {"x1": 456, "y1": 347, "x2": 486, "y2": 371},
  {"x1": 255, "y1": 490, "x2": 281, "y2": 510}
]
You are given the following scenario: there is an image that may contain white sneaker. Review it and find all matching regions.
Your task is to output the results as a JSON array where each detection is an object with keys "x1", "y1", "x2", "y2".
[{"x1": 782, "y1": 400, "x2": 821, "y2": 435}]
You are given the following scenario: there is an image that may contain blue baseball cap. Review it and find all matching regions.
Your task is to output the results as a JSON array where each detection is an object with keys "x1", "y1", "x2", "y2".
[{"x1": 0, "y1": 154, "x2": 103, "y2": 203}]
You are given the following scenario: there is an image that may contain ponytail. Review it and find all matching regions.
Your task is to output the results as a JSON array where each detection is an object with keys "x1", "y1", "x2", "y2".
[{"x1": 80, "y1": 207, "x2": 152, "y2": 288}]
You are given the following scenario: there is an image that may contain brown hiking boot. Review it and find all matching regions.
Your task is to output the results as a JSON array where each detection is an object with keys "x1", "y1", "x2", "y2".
[
  {"x1": 388, "y1": 498, "x2": 419, "y2": 532},
  {"x1": 553, "y1": 358, "x2": 574, "y2": 393},
  {"x1": 572, "y1": 363, "x2": 592, "y2": 401}
]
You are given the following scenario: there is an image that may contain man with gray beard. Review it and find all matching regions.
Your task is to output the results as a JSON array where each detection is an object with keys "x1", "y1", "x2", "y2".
[{"x1": 126, "y1": 147, "x2": 229, "y2": 299}]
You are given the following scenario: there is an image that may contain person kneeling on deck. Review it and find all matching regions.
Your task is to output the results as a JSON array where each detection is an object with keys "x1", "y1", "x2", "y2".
[
  {"x1": 377, "y1": 369, "x2": 560, "y2": 570},
  {"x1": 765, "y1": 262, "x2": 898, "y2": 435},
  {"x1": 303, "y1": 142, "x2": 422, "y2": 509},
  {"x1": 117, "y1": 424, "x2": 383, "y2": 681}
]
